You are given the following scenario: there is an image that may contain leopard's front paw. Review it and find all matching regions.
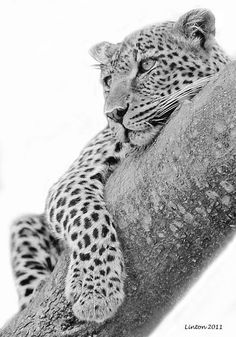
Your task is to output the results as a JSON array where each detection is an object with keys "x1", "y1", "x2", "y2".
[
  {"x1": 72, "y1": 280, "x2": 124, "y2": 323},
  {"x1": 65, "y1": 247, "x2": 125, "y2": 322}
]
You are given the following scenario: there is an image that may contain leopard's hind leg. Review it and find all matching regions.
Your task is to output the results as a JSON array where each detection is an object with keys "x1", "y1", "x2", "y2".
[{"x1": 10, "y1": 214, "x2": 63, "y2": 309}]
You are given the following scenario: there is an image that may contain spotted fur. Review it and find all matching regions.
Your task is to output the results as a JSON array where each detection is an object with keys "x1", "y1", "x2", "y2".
[{"x1": 11, "y1": 9, "x2": 229, "y2": 322}]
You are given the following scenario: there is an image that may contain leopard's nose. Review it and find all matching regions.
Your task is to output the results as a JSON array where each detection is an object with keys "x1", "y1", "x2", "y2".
[{"x1": 106, "y1": 105, "x2": 129, "y2": 124}]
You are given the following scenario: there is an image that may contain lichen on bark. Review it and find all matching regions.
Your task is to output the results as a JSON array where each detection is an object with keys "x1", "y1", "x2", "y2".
[{"x1": 1, "y1": 62, "x2": 236, "y2": 337}]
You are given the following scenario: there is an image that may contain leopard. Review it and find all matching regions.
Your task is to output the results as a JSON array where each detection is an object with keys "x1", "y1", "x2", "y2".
[{"x1": 10, "y1": 9, "x2": 230, "y2": 323}]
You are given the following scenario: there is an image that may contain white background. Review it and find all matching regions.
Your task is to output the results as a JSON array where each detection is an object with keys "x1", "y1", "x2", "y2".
[{"x1": 0, "y1": 0, "x2": 236, "y2": 335}]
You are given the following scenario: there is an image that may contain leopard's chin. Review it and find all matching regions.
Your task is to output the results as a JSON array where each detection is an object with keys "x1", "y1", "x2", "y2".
[
  {"x1": 127, "y1": 125, "x2": 163, "y2": 146},
  {"x1": 108, "y1": 118, "x2": 163, "y2": 146}
]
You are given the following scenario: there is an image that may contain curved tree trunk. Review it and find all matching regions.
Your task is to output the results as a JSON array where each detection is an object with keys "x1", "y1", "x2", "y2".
[{"x1": 1, "y1": 62, "x2": 236, "y2": 337}]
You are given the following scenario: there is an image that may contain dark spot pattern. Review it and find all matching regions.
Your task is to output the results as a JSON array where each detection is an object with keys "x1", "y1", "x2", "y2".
[
  {"x1": 104, "y1": 156, "x2": 119, "y2": 166},
  {"x1": 71, "y1": 232, "x2": 78, "y2": 241},
  {"x1": 80, "y1": 253, "x2": 91, "y2": 261},
  {"x1": 83, "y1": 234, "x2": 91, "y2": 248},
  {"x1": 25, "y1": 288, "x2": 33, "y2": 297},
  {"x1": 93, "y1": 228, "x2": 99, "y2": 239},
  {"x1": 11, "y1": 16, "x2": 229, "y2": 314},
  {"x1": 69, "y1": 197, "x2": 81, "y2": 207},
  {"x1": 102, "y1": 225, "x2": 109, "y2": 238},
  {"x1": 91, "y1": 212, "x2": 99, "y2": 222},
  {"x1": 20, "y1": 275, "x2": 37, "y2": 286}
]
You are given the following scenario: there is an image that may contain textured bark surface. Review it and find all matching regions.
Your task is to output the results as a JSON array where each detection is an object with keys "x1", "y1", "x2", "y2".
[{"x1": 1, "y1": 62, "x2": 236, "y2": 337}]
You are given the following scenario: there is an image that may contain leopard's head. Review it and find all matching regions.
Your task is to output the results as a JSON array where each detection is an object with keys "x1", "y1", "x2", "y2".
[{"x1": 90, "y1": 9, "x2": 229, "y2": 146}]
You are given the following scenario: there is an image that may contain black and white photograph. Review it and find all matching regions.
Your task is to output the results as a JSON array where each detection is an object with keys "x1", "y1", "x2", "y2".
[{"x1": 0, "y1": 1, "x2": 236, "y2": 336}]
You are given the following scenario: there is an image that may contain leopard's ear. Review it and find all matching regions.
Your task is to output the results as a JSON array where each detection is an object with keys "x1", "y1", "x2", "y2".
[
  {"x1": 174, "y1": 9, "x2": 215, "y2": 49},
  {"x1": 89, "y1": 41, "x2": 118, "y2": 64}
]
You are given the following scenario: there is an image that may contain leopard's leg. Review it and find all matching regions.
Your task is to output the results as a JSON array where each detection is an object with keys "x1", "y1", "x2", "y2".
[
  {"x1": 11, "y1": 214, "x2": 62, "y2": 309},
  {"x1": 45, "y1": 127, "x2": 131, "y2": 322}
]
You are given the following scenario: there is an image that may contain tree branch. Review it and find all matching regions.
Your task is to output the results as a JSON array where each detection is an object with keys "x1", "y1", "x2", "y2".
[{"x1": 1, "y1": 62, "x2": 236, "y2": 337}]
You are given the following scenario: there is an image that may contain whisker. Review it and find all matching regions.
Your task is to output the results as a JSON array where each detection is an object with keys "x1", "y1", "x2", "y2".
[
  {"x1": 151, "y1": 103, "x2": 180, "y2": 121},
  {"x1": 153, "y1": 74, "x2": 214, "y2": 105},
  {"x1": 91, "y1": 64, "x2": 101, "y2": 69},
  {"x1": 148, "y1": 74, "x2": 215, "y2": 124},
  {"x1": 91, "y1": 63, "x2": 106, "y2": 70},
  {"x1": 144, "y1": 121, "x2": 153, "y2": 127}
]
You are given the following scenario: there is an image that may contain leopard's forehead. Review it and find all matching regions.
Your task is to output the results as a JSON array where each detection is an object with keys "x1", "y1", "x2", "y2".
[
  {"x1": 125, "y1": 21, "x2": 174, "y2": 49},
  {"x1": 111, "y1": 21, "x2": 177, "y2": 72}
]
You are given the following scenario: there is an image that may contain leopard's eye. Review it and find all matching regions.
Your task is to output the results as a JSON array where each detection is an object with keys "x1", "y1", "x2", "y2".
[
  {"x1": 103, "y1": 75, "x2": 112, "y2": 88},
  {"x1": 139, "y1": 59, "x2": 156, "y2": 73}
]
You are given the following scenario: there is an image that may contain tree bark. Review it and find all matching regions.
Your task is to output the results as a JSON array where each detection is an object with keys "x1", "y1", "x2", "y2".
[{"x1": 1, "y1": 62, "x2": 236, "y2": 337}]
